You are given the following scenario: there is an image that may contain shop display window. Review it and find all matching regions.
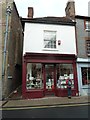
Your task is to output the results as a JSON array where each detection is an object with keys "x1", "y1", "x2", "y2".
[
  {"x1": 56, "y1": 64, "x2": 74, "y2": 89},
  {"x1": 26, "y1": 63, "x2": 43, "y2": 90},
  {"x1": 81, "y1": 67, "x2": 90, "y2": 85}
]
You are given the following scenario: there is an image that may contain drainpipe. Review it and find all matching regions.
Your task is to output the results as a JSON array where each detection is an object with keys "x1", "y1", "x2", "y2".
[{"x1": 2, "y1": 6, "x2": 11, "y2": 80}]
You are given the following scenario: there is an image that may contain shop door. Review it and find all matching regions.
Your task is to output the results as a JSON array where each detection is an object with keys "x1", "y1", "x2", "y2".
[{"x1": 45, "y1": 64, "x2": 55, "y2": 95}]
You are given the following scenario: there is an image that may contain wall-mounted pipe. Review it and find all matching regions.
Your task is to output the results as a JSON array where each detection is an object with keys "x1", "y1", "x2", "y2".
[{"x1": 2, "y1": 6, "x2": 11, "y2": 78}]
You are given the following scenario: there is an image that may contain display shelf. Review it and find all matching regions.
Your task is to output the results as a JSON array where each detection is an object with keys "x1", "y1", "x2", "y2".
[
  {"x1": 46, "y1": 79, "x2": 54, "y2": 89},
  {"x1": 57, "y1": 75, "x2": 74, "y2": 89},
  {"x1": 26, "y1": 78, "x2": 43, "y2": 89}
]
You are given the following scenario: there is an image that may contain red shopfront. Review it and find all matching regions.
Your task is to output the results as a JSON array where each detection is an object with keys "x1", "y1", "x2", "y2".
[{"x1": 22, "y1": 53, "x2": 78, "y2": 99}]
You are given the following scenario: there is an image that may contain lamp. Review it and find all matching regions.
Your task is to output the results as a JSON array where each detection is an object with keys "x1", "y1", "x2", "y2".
[{"x1": 58, "y1": 40, "x2": 61, "y2": 45}]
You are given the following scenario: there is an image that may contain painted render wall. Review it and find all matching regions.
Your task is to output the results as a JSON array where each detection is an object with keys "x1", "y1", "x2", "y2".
[
  {"x1": 76, "y1": 18, "x2": 90, "y2": 96},
  {"x1": 23, "y1": 23, "x2": 76, "y2": 55},
  {"x1": 76, "y1": 18, "x2": 89, "y2": 58}
]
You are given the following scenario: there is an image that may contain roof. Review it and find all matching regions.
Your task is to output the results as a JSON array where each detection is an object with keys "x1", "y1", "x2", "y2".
[
  {"x1": 13, "y1": 2, "x2": 20, "y2": 18},
  {"x1": 21, "y1": 16, "x2": 76, "y2": 29}
]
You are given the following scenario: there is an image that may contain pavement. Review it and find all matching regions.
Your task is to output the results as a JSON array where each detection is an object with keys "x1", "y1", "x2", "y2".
[
  {"x1": 0, "y1": 86, "x2": 89, "y2": 108},
  {"x1": 1, "y1": 96, "x2": 89, "y2": 108}
]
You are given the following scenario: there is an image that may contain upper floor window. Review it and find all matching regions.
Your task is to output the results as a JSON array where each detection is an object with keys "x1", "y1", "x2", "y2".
[
  {"x1": 85, "y1": 20, "x2": 90, "y2": 31},
  {"x1": 44, "y1": 30, "x2": 57, "y2": 49},
  {"x1": 86, "y1": 40, "x2": 90, "y2": 55}
]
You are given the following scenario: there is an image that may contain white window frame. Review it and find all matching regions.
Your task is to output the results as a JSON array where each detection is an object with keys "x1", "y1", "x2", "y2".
[
  {"x1": 43, "y1": 30, "x2": 58, "y2": 51},
  {"x1": 85, "y1": 20, "x2": 90, "y2": 32}
]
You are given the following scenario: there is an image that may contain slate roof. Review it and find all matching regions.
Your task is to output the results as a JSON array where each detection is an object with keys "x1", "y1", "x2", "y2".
[
  {"x1": 75, "y1": 15, "x2": 90, "y2": 20},
  {"x1": 28, "y1": 16, "x2": 73, "y2": 22},
  {"x1": 21, "y1": 16, "x2": 76, "y2": 29}
]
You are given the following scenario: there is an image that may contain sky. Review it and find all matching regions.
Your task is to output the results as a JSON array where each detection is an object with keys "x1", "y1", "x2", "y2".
[{"x1": 14, "y1": 0, "x2": 90, "y2": 18}]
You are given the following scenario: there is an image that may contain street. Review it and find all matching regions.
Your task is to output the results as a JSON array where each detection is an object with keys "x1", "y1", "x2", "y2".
[{"x1": 2, "y1": 104, "x2": 89, "y2": 118}]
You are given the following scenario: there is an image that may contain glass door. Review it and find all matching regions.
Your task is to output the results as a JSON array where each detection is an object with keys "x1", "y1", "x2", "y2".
[{"x1": 45, "y1": 64, "x2": 54, "y2": 92}]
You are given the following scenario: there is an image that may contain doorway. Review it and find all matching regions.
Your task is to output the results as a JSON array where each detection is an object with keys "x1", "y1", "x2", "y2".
[{"x1": 45, "y1": 64, "x2": 55, "y2": 95}]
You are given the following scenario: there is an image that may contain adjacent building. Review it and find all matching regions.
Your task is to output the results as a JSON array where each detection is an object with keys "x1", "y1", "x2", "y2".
[
  {"x1": 65, "y1": 0, "x2": 90, "y2": 96},
  {"x1": 75, "y1": 15, "x2": 90, "y2": 96},
  {"x1": 1, "y1": 0, "x2": 23, "y2": 99},
  {"x1": 21, "y1": 7, "x2": 78, "y2": 99}
]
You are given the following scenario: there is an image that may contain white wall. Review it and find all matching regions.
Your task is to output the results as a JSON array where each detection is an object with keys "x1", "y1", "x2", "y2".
[{"x1": 23, "y1": 23, "x2": 76, "y2": 55}]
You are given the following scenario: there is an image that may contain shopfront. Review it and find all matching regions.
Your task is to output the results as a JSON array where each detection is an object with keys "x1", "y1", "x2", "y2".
[
  {"x1": 77, "y1": 60, "x2": 90, "y2": 96},
  {"x1": 22, "y1": 53, "x2": 78, "y2": 99}
]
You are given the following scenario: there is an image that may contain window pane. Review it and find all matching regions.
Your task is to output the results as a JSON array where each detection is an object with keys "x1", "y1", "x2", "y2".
[
  {"x1": 86, "y1": 21, "x2": 90, "y2": 30},
  {"x1": 26, "y1": 63, "x2": 43, "y2": 90},
  {"x1": 86, "y1": 40, "x2": 90, "y2": 55},
  {"x1": 56, "y1": 64, "x2": 74, "y2": 89},
  {"x1": 44, "y1": 30, "x2": 56, "y2": 49},
  {"x1": 81, "y1": 67, "x2": 90, "y2": 85}
]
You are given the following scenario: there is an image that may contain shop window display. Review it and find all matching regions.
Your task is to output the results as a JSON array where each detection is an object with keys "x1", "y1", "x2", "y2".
[
  {"x1": 56, "y1": 64, "x2": 74, "y2": 89},
  {"x1": 81, "y1": 67, "x2": 90, "y2": 85},
  {"x1": 26, "y1": 63, "x2": 43, "y2": 89}
]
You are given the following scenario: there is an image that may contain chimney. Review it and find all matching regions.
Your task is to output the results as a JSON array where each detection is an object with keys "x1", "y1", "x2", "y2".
[
  {"x1": 27, "y1": 7, "x2": 34, "y2": 18},
  {"x1": 65, "y1": 0, "x2": 75, "y2": 20}
]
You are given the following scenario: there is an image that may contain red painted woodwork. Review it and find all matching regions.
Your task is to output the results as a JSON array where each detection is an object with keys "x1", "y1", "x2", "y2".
[
  {"x1": 55, "y1": 89, "x2": 76, "y2": 97},
  {"x1": 22, "y1": 52, "x2": 78, "y2": 99},
  {"x1": 22, "y1": 90, "x2": 45, "y2": 99},
  {"x1": 73, "y1": 62, "x2": 79, "y2": 95}
]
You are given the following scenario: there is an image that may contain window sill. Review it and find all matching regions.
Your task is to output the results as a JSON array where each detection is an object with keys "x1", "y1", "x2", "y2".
[
  {"x1": 87, "y1": 54, "x2": 90, "y2": 56},
  {"x1": 42, "y1": 48, "x2": 58, "y2": 51},
  {"x1": 26, "y1": 88, "x2": 44, "y2": 91},
  {"x1": 85, "y1": 29, "x2": 90, "y2": 32},
  {"x1": 82, "y1": 85, "x2": 90, "y2": 89}
]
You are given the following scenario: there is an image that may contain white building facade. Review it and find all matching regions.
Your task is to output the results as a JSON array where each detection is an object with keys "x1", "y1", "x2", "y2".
[{"x1": 23, "y1": 23, "x2": 76, "y2": 55}]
